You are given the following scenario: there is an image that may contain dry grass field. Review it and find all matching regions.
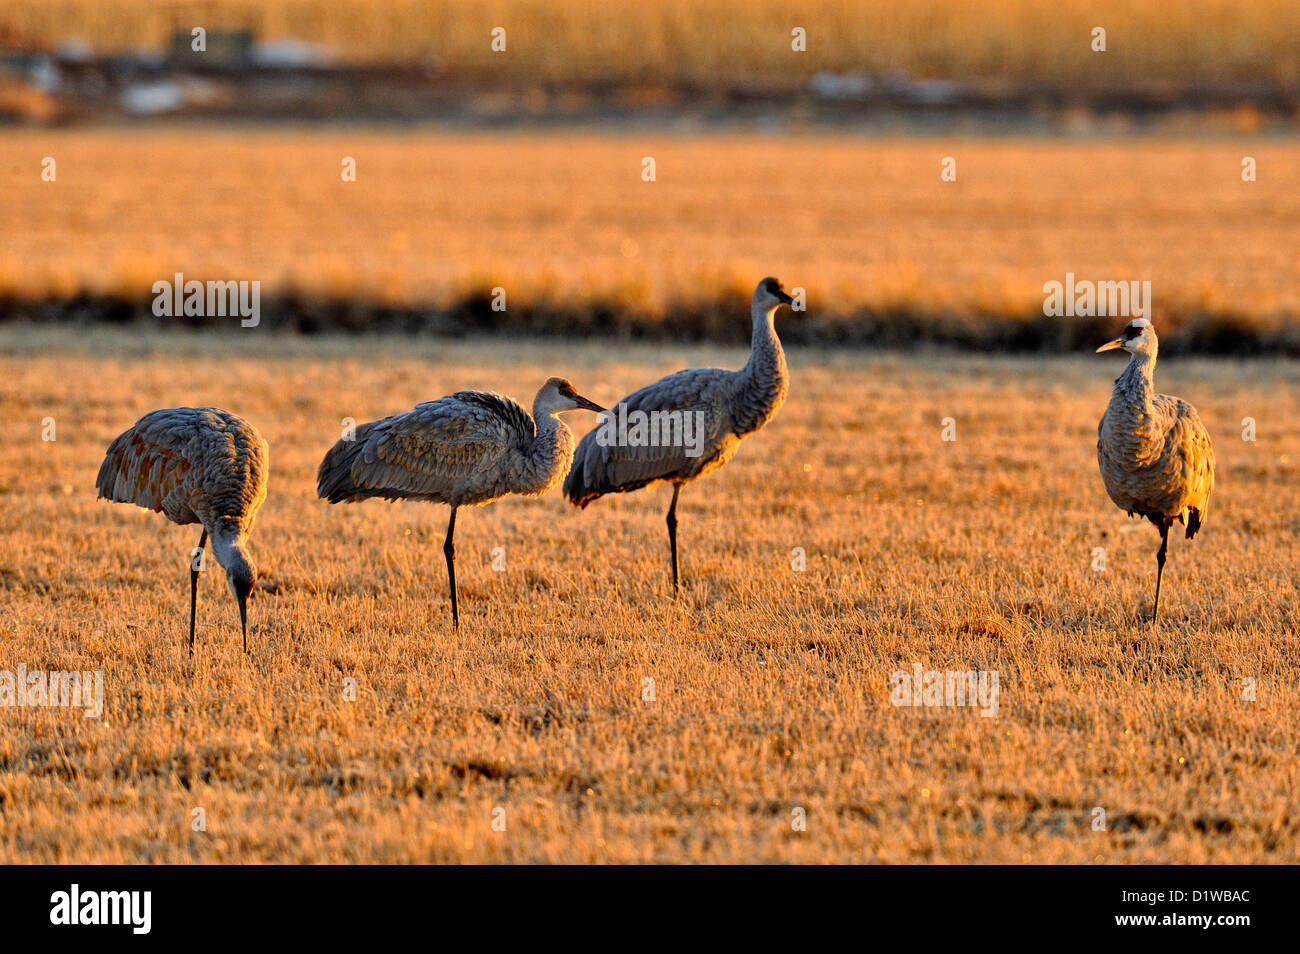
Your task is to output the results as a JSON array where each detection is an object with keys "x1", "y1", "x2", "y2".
[
  {"x1": 1, "y1": 325, "x2": 1297, "y2": 863},
  {"x1": 5, "y1": 0, "x2": 1300, "y2": 86},
  {"x1": 3, "y1": 129, "x2": 1299, "y2": 327}
]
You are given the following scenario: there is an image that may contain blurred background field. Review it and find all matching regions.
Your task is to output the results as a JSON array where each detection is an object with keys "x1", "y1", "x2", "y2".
[
  {"x1": 2, "y1": 0, "x2": 1298, "y2": 350},
  {"x1": 4, "y1": 0, "x2": 1299, "y2": 86},
  {"x1": 2, "y1": 129, "x2": 1299, "y2": 352}
]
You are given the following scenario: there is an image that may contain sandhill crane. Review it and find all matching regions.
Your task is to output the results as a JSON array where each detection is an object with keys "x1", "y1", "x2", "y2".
[
  {"x1": 96, "y1": 407, "x2": 268, "y2": 653},
  {"x1": 1096, "y1": 318, "x2": 1216, "y2": 621},
  {"x1": 317, "y1": 377, "x2": 604, "y2": 627},
  {"x1": 564, "y1": 277, "x2": 795, "y2": 588}
]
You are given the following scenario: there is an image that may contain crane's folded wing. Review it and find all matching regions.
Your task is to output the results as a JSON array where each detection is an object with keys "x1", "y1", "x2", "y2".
[{"x1": 349, "y1": 399, "x2": 523, "y2": 495}]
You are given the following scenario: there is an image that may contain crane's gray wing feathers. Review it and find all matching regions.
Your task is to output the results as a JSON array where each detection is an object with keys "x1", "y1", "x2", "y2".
[
  {"x1": 1161, "y1": 397, "x2": 1215, "y2": 534},
  {"x1": 96, "y1": 407, "x2": 268, "y2": 526},
  {"x1": 97, "y1": 408, "x2": 195, "y2": 514},
  {"x1": 1098, "y1": 391, "x2": 1215, "y2": 537},
  {"x1": 564, "y1": 368, "x2": 736, "y2": 506},
  {"x1": 318, "y1": 391, "x2": 533, "y2": 503}
]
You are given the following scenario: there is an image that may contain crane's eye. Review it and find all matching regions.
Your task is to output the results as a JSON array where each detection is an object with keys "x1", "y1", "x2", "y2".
[{"x1": 1123, "y1": 325, "x2": 1143, "y2": 340}]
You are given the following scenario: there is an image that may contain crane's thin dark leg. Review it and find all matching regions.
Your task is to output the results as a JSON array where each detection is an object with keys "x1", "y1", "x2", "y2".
[
  {"x1": 1152, "y1": 519, "x2": 1170, "y2": 623},
  {"x1": 666, "y1": 484, "x2": 681, "y2": 591},
  {"x1": 443, "y1": 506, "x2": 459, "y2": 629},
  {"x1": 189, "y1": 529, "x2": 208, "y2": 655}
]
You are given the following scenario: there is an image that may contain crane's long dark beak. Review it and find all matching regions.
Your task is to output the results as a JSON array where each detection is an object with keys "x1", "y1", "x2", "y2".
[
  {"x1": 573, "y1": 393, "x2": 605, "y2": 413},
  {"x1": 232, "y1": 577, "x2": 253, "y2": 653},
  {"x1": 1096, "y1": 337, "x2": 1124, "y2": 353},
  {"x1": 778, "y1": 289, "x2": 795, "y2": 306}
]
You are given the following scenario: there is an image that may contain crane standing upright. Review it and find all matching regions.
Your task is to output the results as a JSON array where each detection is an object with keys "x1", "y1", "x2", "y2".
[
  {"x1": 1096, "y1": 318, "x2": 1216, "y2": 621},
  {"x1": 564, "y1": 277, "x2": 796, "y2": 589},
  {"x1": 317, "y1": 377, "x2": 604, "y2": 627}
]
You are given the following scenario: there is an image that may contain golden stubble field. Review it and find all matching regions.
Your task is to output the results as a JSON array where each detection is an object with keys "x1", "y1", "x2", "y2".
[
  {"x1": 2, "y1": 130, "x2": 1299, "y2": 320},
  {"x1": 1, "y1": 326, "x2": 1297, "y2": 863}
]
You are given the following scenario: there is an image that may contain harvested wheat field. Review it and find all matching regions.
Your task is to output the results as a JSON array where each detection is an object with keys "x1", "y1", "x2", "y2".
[
  {"x1": 1, "y1": 326, "x2": 1296, "y2": 863},
  {"x1": 3, "y1": 130, "x2": 1300, "y2": 325}
]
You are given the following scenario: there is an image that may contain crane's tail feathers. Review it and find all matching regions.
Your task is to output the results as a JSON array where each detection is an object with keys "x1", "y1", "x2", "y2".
[
  {"x1": 563, "y1": 453, "x2": 657, "y2": 507},
  {"x1": 563, "y1": 475, "x2": 657, "y2": 509},
  {"x1": 563, "y1": 432, "x2": 660, "y2": 508},
  {"x1": 94, "y1": 427, "x2": 159, "y2": 509},
  {"x1": 1185, "y1": 507, "x2": 1204, "y2": 540},
  {"x1": 566, "y1": 491, "x2": 598, "y2": 509},
  {"x1": 94, "y1": 445, "x2": 122, "y2": 501},
  {"x1": 561, "y1": 467, "x2": 598, "y2": 508},
  {"x1": 317, "y1": 427, "x2": 375, "y2": 503},
  {"x1": 562, "y1": 437, "x2": 598, "y2": 507}
]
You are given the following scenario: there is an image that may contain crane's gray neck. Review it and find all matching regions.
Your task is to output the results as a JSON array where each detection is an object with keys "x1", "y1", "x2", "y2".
[
  {"x1": 734, "y1": 303, "x2": 789, "y2": 435},
  {"x1": 1113, "y1": 351, "x2": 1157, "y2": 410},
  {"x1": 209, "y1": 522, "x2": 252, "y2": 577},
  {"x1": 521, "y1": 406, "x2": 575, "y2": 494}
]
